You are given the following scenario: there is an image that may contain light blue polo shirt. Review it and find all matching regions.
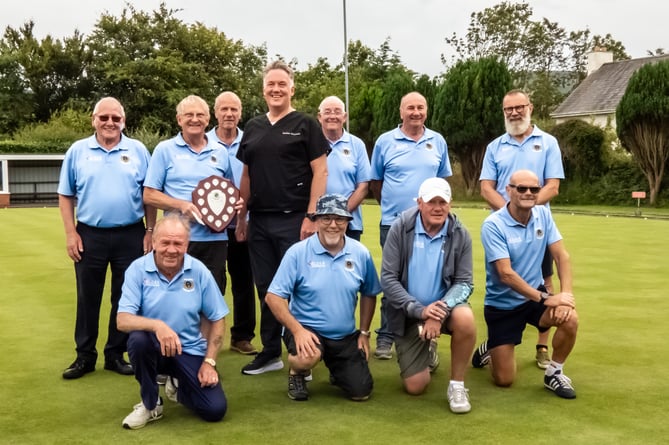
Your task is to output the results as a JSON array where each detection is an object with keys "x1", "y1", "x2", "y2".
[
  {"x1": 481, "y1": 204, "x2": 562, "y2": 309},
  {"x1": 480, "y1": 126, "x2": 564, "y2": 202},
  {"x1": 58, "y1": 134, "x2": 150, "y2": 227},
  {"x1": 119, "y1": 253, "x2": 229, "y2": 356},
  {"x1": 325, "y1": 130, "x2": 371, "y2": 231},
  {"x1": 206, "y1": 127, "x2": 243, "y2": 188},
  {"x1": 145, "y1": 133, "x2": 234, "y2": 242},
  {"x1": 407, "y1": 216, "x2": 448, "y2": 306},
  {"x1": 268, "y1": 234, "x2": 381, "y2": 340},
  {"x1": 371, "y1": 126, "x2": 452, "y2": 225}
]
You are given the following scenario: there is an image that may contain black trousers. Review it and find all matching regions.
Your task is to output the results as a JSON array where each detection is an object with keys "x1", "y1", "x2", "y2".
[
  {"x1": 226, "y1": 227, "x2": 256, "y2": 342},
  {"x1": 247, "y1": 211, "x2": 303, "y2": 358},
  {"x1": 73, "y1": 221, "x2": 144, "y2": 363}
]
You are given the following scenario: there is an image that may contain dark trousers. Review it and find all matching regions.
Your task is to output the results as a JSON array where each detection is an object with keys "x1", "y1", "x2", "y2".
[
  {"x1": 73, "y1": 221, "x2": 144, "y2": 363},
  {"x1": 375, "y1": 224, "x2": 393, "y2": 346},
  {"x1": 127, "y1": 331, "x2": 227, "y2": 422},
  {"x1": 247, "y1": 211, "x2": 303, "y2": 358},
  {"x1": 187, "y1": 240, "x2": 228, "y2": 294},
  {"x1": 226, "y1": 227, "x2": 256, "y2": 342}
]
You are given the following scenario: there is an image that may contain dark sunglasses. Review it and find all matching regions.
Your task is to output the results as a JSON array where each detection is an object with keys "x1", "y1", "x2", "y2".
[
  {"x1": 509, "y1": 184, "x2": 541, "y2": 194},
  {"x1": 97, "y1": 115, "x2": 123, "y2": 123}
]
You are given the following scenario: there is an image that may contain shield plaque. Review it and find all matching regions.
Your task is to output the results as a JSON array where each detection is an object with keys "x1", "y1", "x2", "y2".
[{"x1": 191, "y1": 175, "x2": 239, "y2": 232}]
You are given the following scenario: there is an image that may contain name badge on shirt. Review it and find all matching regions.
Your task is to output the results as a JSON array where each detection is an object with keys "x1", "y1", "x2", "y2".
[
  {"x1": 508, "y1": 236, "x2": 522, "y2": 245},
  {"x1": 176, "y1": 154, "x2": 190, "y2": 160},
  {"x1": 183, "y1": 279, "x2": 195, "y2": 292},
  {"x1": 87, "y1": 155, "x2": 103, "y2": 162},
  {"x1": 143, "y1": 278, "x2": 160, "y2": 287},
  {"x1": 414, "y1": 240, "x2": 425, "y2": 249}
]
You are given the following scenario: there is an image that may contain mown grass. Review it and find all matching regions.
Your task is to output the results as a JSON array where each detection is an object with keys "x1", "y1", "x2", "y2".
[{"x1": 1, "y1": 205, "x2": 667, "y2": 444}]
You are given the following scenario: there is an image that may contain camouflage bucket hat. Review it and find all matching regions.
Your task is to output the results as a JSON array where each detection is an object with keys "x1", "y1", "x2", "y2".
[{"x1": 314, "y1": 193, "x2": 353, "y2": 219}]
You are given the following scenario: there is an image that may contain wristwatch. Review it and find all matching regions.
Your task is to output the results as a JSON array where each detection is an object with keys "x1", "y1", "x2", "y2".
[
  {"x1": 203, "y1": 357, "x2": 217, "y2": 368},
  {"x1": 539, "y1": 292, "x2": 550, "y2": 304},
  {"x1": 305, "y1": 212, "x2": 316, "y2": 220}
]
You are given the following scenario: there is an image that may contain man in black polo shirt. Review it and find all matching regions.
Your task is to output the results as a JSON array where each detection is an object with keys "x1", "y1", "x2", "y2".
[{"x1": 236, "y1": 60, "x2": 329, "y2": 375}]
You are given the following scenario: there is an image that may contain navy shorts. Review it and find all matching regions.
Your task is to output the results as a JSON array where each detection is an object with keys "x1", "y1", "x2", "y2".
[{"x1": 484, "y1": 300, "x2": 550, "y2": 349}]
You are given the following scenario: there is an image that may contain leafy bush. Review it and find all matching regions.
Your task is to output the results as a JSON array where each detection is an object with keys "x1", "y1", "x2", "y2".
[{"x1": 9, "y1": 108, "x2": 91, "y2": 150}]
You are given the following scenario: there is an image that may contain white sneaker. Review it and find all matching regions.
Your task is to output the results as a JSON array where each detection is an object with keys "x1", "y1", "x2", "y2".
[
  {"x1": 447, "y1": 384, "x2": 471, "y2": 414},
  {"x1": 165, "y1": 376, "x2": 178, "y2": 403},
  {"x1": 122, "y1": 399, "x2": 163, "y2": 429}
]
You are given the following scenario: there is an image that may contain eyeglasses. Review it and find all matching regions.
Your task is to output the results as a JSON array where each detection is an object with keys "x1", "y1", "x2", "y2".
[
  {"x1": 97, "y1": 115, "x2": 123, "y2": 123},
  {"x1": 319, "y1": 215, "x2": 349, "y2": 225},
  {"x1": 502, "y1": 104, "x2": 529, "y2": 115},
  {"x1": 509, "y1": 184, "x2": 541, "y2": 194},
  {"x1": 321, "y1": 109, "x2": 344, "y2": 116}
]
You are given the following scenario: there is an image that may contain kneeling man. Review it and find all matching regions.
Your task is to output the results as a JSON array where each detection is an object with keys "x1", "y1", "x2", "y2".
[{"x1": 266, "y1": 194, "x2": 381, "y2": 401}]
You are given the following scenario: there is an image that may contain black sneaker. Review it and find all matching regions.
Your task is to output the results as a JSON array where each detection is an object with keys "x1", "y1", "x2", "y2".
[
  {"x1": 288, "y1": 374, "x2": 309, "y2": 401},
  {"x1": 241, "y1": 354, "x2": 284, "y2": 375},
  {"x1": 471, "y1": 340, "x2": 490, "y2": 368},
  {"x1": 544, "y1": 371, "x2": 576, "y2": 399}
]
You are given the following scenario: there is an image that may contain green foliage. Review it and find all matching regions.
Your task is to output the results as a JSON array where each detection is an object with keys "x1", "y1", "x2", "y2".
[
  {"x1": 442, "y1": 2, "x2": 629, "y2": 118},
  {"x1": 616, "y1": 60, "x2": 669, "y2": 204},
  {"x1": 551, "y1": 120, "x2": 605, "y2": 181},
  {"x1": 431, "y1": 57, "x2": 511, "y2": 195},
  {"x1": 128, "y1": 125, "x2": 169, "y2": 153},
  {"x1": 85, "y1": 3, "x2": 267, "y2": 134},
  {"x1": 7, "y1": 108, "x2": 91, "y2": 150}
]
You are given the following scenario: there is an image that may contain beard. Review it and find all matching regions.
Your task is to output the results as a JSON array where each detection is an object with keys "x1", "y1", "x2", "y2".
[{"x1": 505, "y1": 114, "x2": 531, "y2": 137}]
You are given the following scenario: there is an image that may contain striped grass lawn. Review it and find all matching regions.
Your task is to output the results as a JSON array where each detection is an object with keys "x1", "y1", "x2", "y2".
[{"x1": 1, "y1": 205, "x2": 667, "y2": 445}]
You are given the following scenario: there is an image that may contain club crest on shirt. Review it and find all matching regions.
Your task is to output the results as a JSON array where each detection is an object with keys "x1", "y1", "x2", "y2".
[
  {"x1": 426, "y1": 143, "x2": 433, "y2": 150},
  {"x1": 210, "y1": 155, "x2": 218, "y2": 164},
  {"x1": 120, "y1": 154, "x2": 130, "y2": 164},
  {"x1": 183, "y1": 279, "x2": 195, "y2": 291},
  {"x1": 345, "y1": 260, "x2": 354, "y2": 271},
  {"x1": 343, "y1": 148, "x2": 350, "y2": 156},
  {"x1": 533, "y1": 144, "x2": 542, "y2": 152},
  {"x1": 536, "y1": 228, "x2": 544, "y2": 239}
]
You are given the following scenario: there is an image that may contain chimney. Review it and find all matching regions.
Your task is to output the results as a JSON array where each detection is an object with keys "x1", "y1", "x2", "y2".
[{"x1": 587, "y1": 47, "x2": 613, "y2": 76}]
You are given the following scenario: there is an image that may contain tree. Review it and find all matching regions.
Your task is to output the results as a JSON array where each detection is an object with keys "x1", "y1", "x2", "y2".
[
  {"x1": 442, "y1": 2, "x2": 629, "y2": 117},
  {"x1": 616, "y1": 60, "x2": 669, "y2": 205},
  {"x1": 86, "y1": 3, "x2": 266, "y2": 133},
  {"x1": 431, "y1": 57, "x2": 512, "y2": 196},
  {"x1": 0, "y1": 21, "x2": 92, "y2": 132},
  {"x1": 551, "y1": 120, "x2": 605, "y2": 182}
]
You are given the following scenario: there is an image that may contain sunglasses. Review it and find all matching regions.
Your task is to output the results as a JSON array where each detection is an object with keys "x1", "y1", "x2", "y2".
[
  {"x1": 97, "y1": 115, "x2": 123, "y2": 123},
  {"x1": 509, "y1": 184, "x2": 541, "y2": 194}
]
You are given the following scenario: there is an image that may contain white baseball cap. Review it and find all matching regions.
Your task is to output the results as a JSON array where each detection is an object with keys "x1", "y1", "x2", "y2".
[{"x1": 418, "y1": 177, "x2": 452, "y2": 203}]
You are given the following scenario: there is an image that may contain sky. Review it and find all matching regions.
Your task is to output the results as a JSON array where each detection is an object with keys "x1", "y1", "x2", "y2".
[{"x1": 3, "y1": 0, "x2": 668, "y2": 77}]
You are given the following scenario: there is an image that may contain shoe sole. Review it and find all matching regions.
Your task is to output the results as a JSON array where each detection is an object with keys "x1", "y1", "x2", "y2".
[
  {"x1": 230, "y1": 347, "x2": 259, "y2": 355},
  {"x1": 374, "y1": 350, "x2": 392, "y2": 360},
  {"x1": 536, "y1": 361, "x2": 550, "y2": 370},
  {"x1": 122, "y1": 413, "x2": 163, "y2": 430},
  {"x1": 544, "y1": 385, "x2": 576, "y2": 399},
  {"x1": 242, "y1": 360, "x2": 284, "y2": 375},
  {"x1": 62, "y1": 367, "x2": 95, "y2": 380},
  {"x1": 449, "y1": 405, "x2": 472, "y2": 414}
]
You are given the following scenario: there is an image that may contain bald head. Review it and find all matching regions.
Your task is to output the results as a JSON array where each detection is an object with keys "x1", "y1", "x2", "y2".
[
  {"x1": 509, "y1": 169, "x2": 540, "y2": 187},
  {"x1": 215, "y1": 91, "x2": 242, "y2": 110}
]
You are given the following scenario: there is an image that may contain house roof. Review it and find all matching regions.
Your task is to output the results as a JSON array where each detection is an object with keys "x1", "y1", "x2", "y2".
[{"x1": 551, "y1": 54, "x2": 669, "y2": 118}]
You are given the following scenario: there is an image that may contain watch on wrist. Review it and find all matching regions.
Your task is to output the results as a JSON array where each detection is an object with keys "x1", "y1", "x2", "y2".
[
  {"x1": 539, "y1": 292, "x2": 549, "y2": 304},
  {"x1": 359, "y1": 330, "x2": 371, "y2": 337},
  {"x1": 305, "y1": 212, "x2": 316, "y2": 220},
  {"x1": 204, "y1": 357, "x2": 217, "y2": 368}
]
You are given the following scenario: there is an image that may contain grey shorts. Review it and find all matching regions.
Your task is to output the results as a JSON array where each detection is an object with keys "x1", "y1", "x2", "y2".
[{"x1": 395, "y1": 303, "x2": 469, "y2": 379}]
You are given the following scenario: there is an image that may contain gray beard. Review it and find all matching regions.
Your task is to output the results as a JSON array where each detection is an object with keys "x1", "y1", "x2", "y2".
[{"x1": 505, "y1": 117, "x2": 531, "y2": 136}]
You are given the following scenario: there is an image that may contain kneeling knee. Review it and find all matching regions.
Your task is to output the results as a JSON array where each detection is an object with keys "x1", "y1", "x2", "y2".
[{"x1": 198, "y1": 400, "x2": 227, "y2": 422}]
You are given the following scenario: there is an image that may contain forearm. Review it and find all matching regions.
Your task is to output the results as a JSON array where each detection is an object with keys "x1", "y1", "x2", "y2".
[
  {"x1": 308, "y1": 156, "x2": 328, "y2": 213},
  {"x1": 369, "y1": 180, "x2": 382, "y2": 204},
  {"x1": 143, "y1": 187, "x2": 189, "y2": 212},
  {"x1": 347, "y1": 182, "x2": 369, "y2": 211},
  {"x1": 117, "y1": 312, "x2": 161, "y2": 333},
  {"x1": 143, "y1": 203, "x2": 157, "y2": 229},
  {"x1": 536, "y1": 178, "x2": 560, "y2": 205},
  {"x1": 480, "y1": 181, "x2": 506, "y2": 210},
  {"x1": 58, "y1": 194, "x2": 77, "y2": 235},
  {"x1": 204, "y1": 318, "x2": 224, "y2": 359},
  {"x1": 358, "y1": 296, "x2": 376, "y2": 331},
  {"x1": 266, "y1": 293, "x2": 304, "y2": 334}
]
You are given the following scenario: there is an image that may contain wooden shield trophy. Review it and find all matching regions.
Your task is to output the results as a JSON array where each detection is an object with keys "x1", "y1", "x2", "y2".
[{"x1": 191, "y1": 175, "x2": 239, "y2": 232}]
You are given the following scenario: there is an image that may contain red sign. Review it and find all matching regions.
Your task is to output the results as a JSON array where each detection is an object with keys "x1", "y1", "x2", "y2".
[{"x1": 632, "y1": 191, "x2": 646, "y2": 199}]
